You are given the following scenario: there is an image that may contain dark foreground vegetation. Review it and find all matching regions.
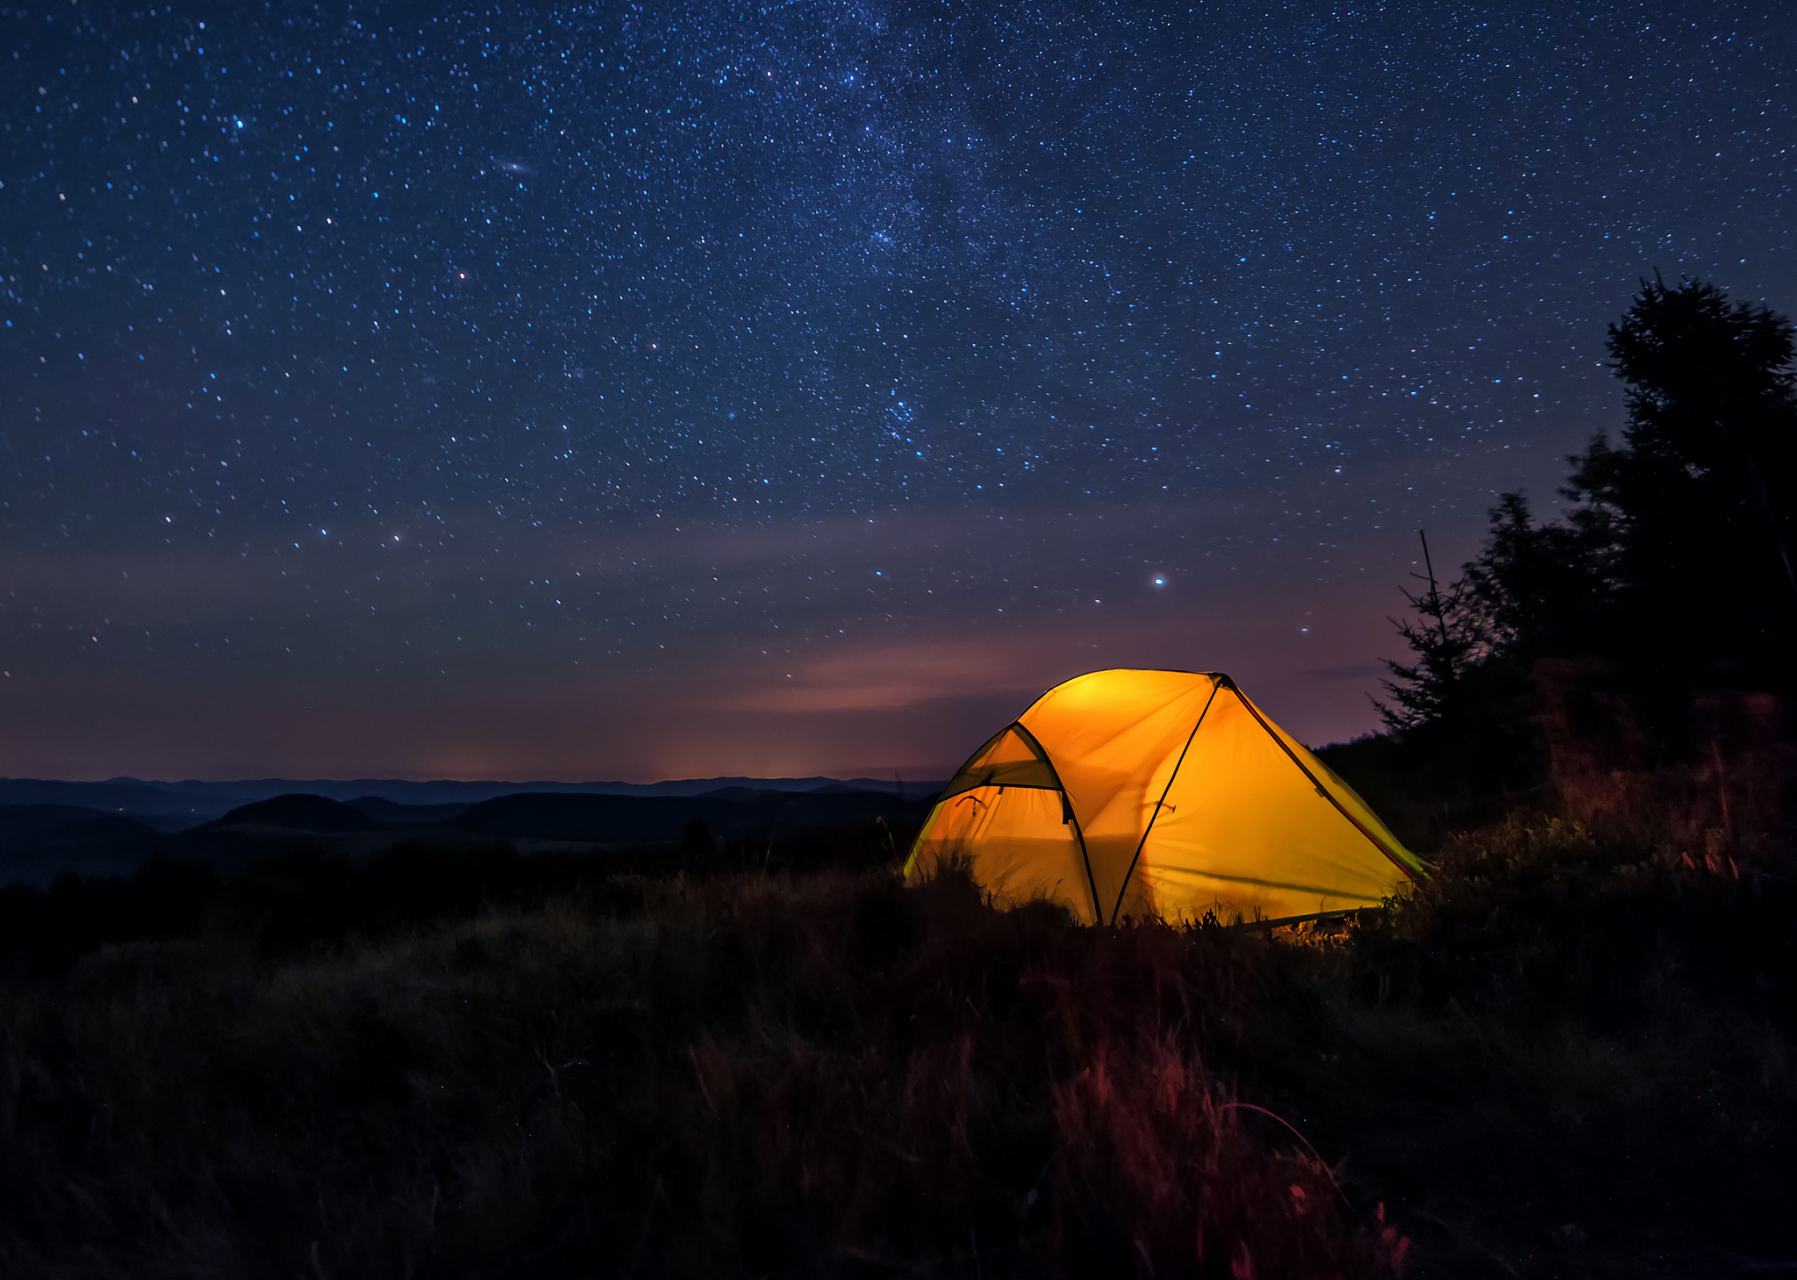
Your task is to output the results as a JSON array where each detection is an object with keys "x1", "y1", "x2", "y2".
[{"x1": 2, "y1": 736, "x2": 1795, "y2": 1279}]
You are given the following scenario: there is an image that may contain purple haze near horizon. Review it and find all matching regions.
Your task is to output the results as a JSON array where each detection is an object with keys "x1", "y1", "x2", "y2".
[{"x1": 3, "y1": 2, "x2": 1794, "y2": 782}]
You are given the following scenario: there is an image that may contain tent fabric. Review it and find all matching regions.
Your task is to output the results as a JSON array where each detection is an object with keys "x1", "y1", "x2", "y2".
[{"x1": 904, "y1": 669, "x2": 1424, "y2": 926}]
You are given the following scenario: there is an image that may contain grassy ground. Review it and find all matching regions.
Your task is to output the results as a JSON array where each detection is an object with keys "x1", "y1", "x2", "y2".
[{"x1": 1, "y1": 754, "x2": 1793, "y2": 1278}]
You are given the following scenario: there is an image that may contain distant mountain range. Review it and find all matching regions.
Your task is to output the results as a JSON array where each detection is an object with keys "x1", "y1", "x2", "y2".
[
  {"x1": 0, "y1": 776, "x2": 948, "y2": 887},
  {"x1": 0, "y1": 774, "x2": 942, "y2": 826}
]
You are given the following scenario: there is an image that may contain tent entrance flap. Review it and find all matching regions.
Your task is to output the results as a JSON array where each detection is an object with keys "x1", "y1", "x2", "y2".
[
  {"x1": 906, "y1": 784, "x2": 1097, "y2": 923},
  {"x1": 909, "y1": 721, "x2": 1104, "y2": 924}
]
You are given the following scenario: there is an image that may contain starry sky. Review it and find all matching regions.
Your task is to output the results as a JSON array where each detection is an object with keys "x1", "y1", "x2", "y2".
[{"x1": 3, "y1": 1, "x2": 1794, "y2": 782}]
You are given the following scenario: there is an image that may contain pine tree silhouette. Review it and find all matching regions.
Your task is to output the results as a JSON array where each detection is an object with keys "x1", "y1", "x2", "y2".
[{"x1": 1374, "y1": 531, "x2": 1484, "y2": 732}]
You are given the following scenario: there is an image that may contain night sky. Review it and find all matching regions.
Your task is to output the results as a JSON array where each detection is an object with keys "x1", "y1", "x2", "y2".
[{"x1": 4, "y1": 1, "x2": 1794, "y2": 782}]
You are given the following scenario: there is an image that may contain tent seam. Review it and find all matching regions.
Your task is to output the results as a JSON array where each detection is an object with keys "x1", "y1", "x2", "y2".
[
  {"x1": 1222, "y1": 678, "x2": 1420, "y2": 882},
  {"x1": 1107, "y1": 675, "x2": 1223, "y2": 925}
]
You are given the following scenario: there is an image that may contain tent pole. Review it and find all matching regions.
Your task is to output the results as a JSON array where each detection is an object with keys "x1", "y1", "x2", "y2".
[
  {"x1": 1107, "y1": 676, "x2": 1223, "y2": 925},
  {"x1": 1228, "y1": 681, "x2": 1421, "y2": 881}
]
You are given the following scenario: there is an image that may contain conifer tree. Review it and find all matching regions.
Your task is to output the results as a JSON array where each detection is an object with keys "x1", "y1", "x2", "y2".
[
  {"x1": 1566, "y1": 276, "x2": 1797, "y2": 684},
  {"x1": 1381, "y1": 276, "x2": 1797, "y2": 744},
  {"x1": 1374, "y1": 531, "x2": 1484, "y2": 732}
]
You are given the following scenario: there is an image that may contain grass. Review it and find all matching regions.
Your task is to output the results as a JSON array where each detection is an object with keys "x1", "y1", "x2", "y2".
[{"x1": 0, "y1": 746, "x2": 1793, "y2": 1278}]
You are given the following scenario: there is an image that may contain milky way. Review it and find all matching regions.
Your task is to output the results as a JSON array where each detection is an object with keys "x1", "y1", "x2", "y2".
[{"x1": 4, "y1": 2, "x2": 1794, "y2": 780}]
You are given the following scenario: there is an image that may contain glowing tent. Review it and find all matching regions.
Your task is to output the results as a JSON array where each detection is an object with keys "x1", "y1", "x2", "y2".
[{"x1": 904, "y1": 669, "x2": 1424, "y2": 925}]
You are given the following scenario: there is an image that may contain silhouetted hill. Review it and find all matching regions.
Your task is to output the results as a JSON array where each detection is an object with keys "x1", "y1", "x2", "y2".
[
  {"x1": 454, "y1": 789, "x2": 936, "y2": 844},
  {"x1": 454, "y1": 793, "x2": 738, "y2": 843},
  {"x1": 204, "y1": 794, "x2": 385, "y2": 834},
  {"x1": 0, "y1": 804, "x2": 163, "y2": 884},
  {"x1": 0, "y1": 776, "x2": 951, "y2": 829},
  {"x1": 737, "y1": 788, "x2": 937, "y2": 831},
  {"x1": 0, "y1": 779, "x2": 226, "y2": 825},
  {"x1": 78, "y1": 775, "x2": 938, "y2": 805},
  {"x1": 343, "y1": 796, "x2": 472, "y2": 826},
  {"x1": 0, "y1": 779, "x2": 950, "y2": 885}
]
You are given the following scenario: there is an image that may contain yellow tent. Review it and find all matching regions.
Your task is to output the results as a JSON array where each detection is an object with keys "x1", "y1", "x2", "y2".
[{"x1": 904, "y1": 669, "x2": 1424, "y2": 925}]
